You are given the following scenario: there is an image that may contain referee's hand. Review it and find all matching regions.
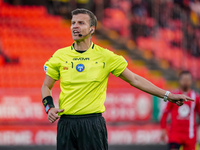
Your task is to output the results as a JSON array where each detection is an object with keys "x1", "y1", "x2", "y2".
[
  {"x1": 168, "y1": 93, "x2": 194, "y2": 106},
  {"x1": 48, "y1": 108, "x2": 64, "y2": 123}
]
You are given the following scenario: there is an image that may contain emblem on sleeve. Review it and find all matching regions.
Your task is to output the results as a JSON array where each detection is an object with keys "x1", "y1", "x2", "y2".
[
  {"x1": 44, "y1": 65, "x2": 47, "y2": 72},
  {"x1": 76, "y1": 64, "x2": 85, "y2": 72}
]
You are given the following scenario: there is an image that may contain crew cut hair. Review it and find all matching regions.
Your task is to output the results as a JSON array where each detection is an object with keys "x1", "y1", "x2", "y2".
[{"x1": 71, "y1": 8, "x2": 97, "y2": 31}]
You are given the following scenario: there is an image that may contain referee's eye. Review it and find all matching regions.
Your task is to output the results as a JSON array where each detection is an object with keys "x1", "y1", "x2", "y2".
[{"x1": 79, "y1": 21, "x2": 84, "y2": 25}]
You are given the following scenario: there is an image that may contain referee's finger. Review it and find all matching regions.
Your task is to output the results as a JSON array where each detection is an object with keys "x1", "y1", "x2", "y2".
[
  {"x1": 48, "y1": 117, "x2": 54, "y2": 123},
  {"x1": 51, "y1": 112, "x2": 60, "y2": 119},
  {"x1": 48, "y1": 113, "x2": 57, "y2": 121},
  {"x1": 57, "y1": 109, "x2": 64, "y2": 113},
  {"x1": 176, "y1": 101, "x2": 184, "y2": 106},
  {"x1": 186, "y1": 96, "x2": 195, "y2": 102},
  {"x1": 48, "y1": 116, "x2": 56, "y2": 122},
  {"x1": 176, "y1": 101, "x2": 181, "y2": 105}
]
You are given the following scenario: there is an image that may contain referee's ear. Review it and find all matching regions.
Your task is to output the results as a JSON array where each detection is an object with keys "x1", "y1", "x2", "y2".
[{"x1": 90, "y1": 26, "x2": 95, "y2": 35}]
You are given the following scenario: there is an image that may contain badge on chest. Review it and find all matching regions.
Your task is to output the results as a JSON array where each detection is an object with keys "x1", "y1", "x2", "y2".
[{"x1": 76, "y1": 64, "x2": 85, "y2": 72}]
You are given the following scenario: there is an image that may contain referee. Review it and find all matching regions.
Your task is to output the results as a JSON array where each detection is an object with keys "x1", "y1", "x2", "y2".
[{"x1": 41, "y1": 8, "x2": 194, "y2": 150}]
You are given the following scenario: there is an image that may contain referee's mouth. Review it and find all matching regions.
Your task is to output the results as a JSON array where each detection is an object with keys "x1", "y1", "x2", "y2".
[{"x1": 73, "y1": 30, "x2": 80, "y2": 36}]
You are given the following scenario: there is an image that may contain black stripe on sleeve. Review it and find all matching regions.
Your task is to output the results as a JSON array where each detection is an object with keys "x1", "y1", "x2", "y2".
[{"x1": 92, "y1": 44, "x2": 95, "y2": 49}]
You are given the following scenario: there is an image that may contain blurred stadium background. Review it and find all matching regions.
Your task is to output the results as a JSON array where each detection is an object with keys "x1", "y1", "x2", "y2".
[{"x1": 0, "y1": 0, "x2": 199, "y2": 149}]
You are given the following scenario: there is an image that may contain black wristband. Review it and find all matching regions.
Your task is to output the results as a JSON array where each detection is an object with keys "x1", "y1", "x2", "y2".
[{"x1": 42, "y1": 96, "x2": 55, "y2": 114}]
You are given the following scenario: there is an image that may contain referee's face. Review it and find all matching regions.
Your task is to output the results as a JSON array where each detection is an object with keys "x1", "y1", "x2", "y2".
[{"x1": 71, "y1": 14, "x2": 91, "y2": 41}]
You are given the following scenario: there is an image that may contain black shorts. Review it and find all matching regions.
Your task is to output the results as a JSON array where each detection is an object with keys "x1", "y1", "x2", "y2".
[
  {"x1": 169, "y1": 143, "x2": 181, "y2": 150},
  {"x1": 57, "y1": 113, "x2": 108, "y2": 150}
]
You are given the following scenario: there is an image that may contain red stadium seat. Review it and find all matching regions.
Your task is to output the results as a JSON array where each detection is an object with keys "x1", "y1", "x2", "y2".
[
  {"x1": 136, "y1": 33, "x2": 199, "y2": 79},
  {"x1": 0, "y1": 2, "x2": 169, "y2": 90}
]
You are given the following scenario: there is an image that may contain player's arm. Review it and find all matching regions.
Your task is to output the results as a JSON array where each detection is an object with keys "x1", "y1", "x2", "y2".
[
  {"x1": 160, "y1": 102, "x2": 171, "y2": 129},
  {"x1": 160, "y1": 102, "x2": 172, "y2": 142},
  {"x1": 195, "y1": 95, "x2": 200, "y2": 120},
  {"x1": 41, "y1": 75, "x2": 64, "y2": 123},
  {"x1": 119, "y1": 68, "x2": 194, "y2": 104}
]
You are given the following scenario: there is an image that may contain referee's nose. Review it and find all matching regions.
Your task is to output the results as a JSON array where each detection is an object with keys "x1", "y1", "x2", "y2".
[
  {"x1": 71, "y1": 26, "x2": 80, "y2": 35},
  {"x1": 71, "y1": 22, "x2": 80, "y2": 30}
]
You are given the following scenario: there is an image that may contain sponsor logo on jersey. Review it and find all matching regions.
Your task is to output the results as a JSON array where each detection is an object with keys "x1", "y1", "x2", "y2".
[
  {"x1": 76, "y1": 64, "x2": 85, "y2": 72},
  {"x1": 44, "y1": 66, "x2": 47, "y2": 72},
  {"x1": 125, "y1": 59, "x2": 128, "y2": 64},
  {"x1": 73, "y1": 57, "x2": 89, "y2": 61}
]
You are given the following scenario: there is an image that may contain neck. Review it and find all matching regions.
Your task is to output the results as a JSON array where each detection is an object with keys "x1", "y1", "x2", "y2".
[
  {"x1": 180, "y1": 88, "x2": 190, "y2": 93},
  {"x1": 74, "y1": 38, "x2": 91, "y2": 51}
]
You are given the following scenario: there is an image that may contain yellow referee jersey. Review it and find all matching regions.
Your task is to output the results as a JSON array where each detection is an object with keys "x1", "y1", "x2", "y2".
[{"x1": 44, "y1": 42, "x2": 128, "y2": 115}]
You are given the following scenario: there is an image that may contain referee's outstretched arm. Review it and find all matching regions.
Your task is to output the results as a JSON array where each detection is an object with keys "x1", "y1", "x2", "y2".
[
  {"x1": 41, "y1": 75, "x2": 64, "y2": 123},
  {"x1": 119, "y1": 68, "x2": 194, "y2": 105}
]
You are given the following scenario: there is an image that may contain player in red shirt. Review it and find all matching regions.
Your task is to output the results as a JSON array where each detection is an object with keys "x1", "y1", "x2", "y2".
[{"x1": 160, "y1": 71, "x2": 200, "y2": 150}]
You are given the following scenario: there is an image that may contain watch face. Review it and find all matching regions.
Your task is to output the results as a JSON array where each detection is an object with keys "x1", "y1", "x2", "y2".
[
  {"x1": 164, "y1": 96, "x2": 168, "y2": 102},
  {"x1": 45, "y1": 105, "x2": 50, "y2": 112}
]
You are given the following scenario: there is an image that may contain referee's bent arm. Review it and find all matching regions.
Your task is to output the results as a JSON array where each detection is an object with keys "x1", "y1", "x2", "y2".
[
  {"x1": 41, "y1": 75, "x2": 64, "y2": 123},
  {"x1": 41, "y1": 75, "x2": 55, "y2": 98}
]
